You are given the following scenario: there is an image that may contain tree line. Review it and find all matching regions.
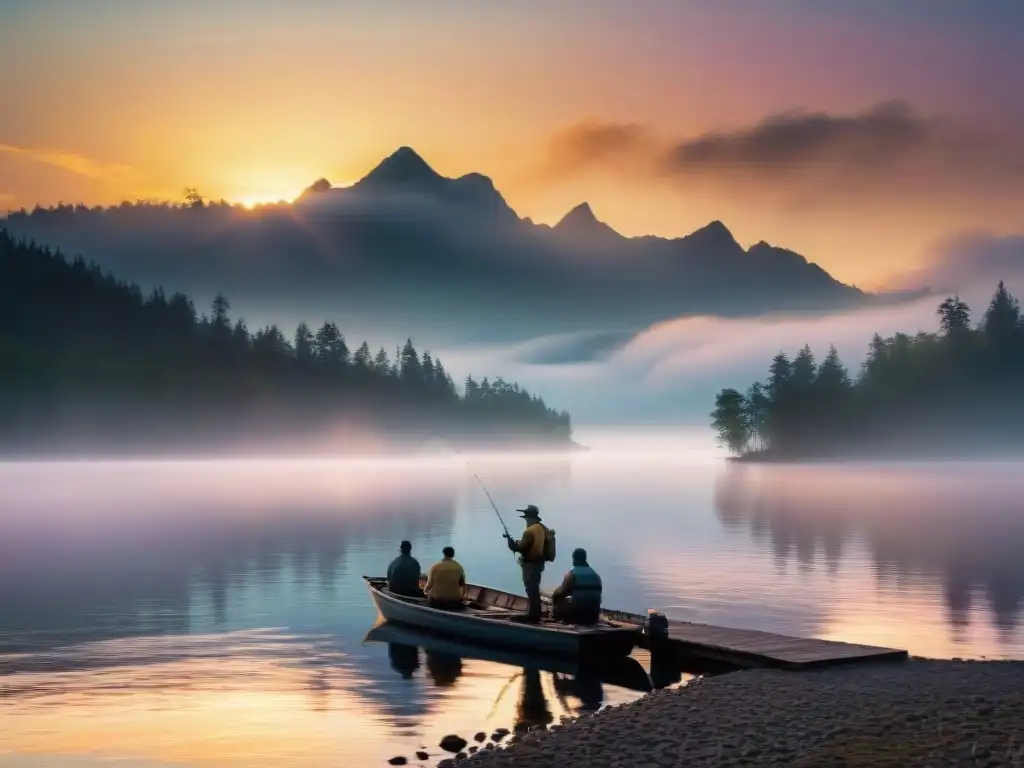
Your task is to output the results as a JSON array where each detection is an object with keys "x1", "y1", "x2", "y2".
[
  {"x1": 711, "y1": 282, "x2": 1024, "y2": 459},
  {"x1": 0, "y1": 230, "x2": 571, "y2": 452}
]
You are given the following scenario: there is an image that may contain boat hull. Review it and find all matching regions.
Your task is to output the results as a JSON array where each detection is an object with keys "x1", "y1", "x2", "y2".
[
  {"x1": 364, "y1": 622, "x2": 652, "y2": 692},
  {"x1": 365, "y1": 578, "x2": 637, "y2": 661}
]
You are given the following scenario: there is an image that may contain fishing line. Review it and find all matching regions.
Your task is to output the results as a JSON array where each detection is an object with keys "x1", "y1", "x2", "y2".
[{"x1": 418, "y1": 432, "x2": 514, "y2": 543}]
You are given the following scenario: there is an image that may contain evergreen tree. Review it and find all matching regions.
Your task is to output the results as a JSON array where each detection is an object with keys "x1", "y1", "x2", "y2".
[
  {"x1": 0, "y1": 231, "x2": 573, "y2": 450},
  {"x1": 352, "y1": 341, "x2": 371, "y2": 369},
  {"x1": 711, "y1": 388, "x2": 749, "y2": 454},
  {"x1": 938, "y1": 295, "x2": 971, "y2": 339},
  {"x1": 983, "y1": 280, "x2": 1021, "y2": 361},
  {"x1": 210, "y1": 293, "x2": 231, "y2": 340},
  {"x1": 313, "y1": 322, "x2": 348, "y2": 369},
  {"x1": 712, "y1": 283, "x2": 1024, "y2": 458},
  {"x1": 400, "y1": 338, "x2": 420, "y2": 384},
  {"x1": 294, "y1": 322, "x2": 314, "y2": 366},
  {"x1": 373, "y1": 346, "x2": 391, "y2": 375}
]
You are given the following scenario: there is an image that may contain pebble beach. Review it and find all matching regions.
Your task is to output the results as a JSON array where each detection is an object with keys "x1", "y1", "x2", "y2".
[{"x1": 442, "y1": 659, "x2": 1024, "y2": 767}]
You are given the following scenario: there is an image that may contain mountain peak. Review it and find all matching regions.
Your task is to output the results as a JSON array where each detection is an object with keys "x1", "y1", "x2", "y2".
[
  {"x1": 554, "y1": 202, "x2": 622, "y2": 241},
  {"x1": 301, "y1": 178, "x2": 332, "y2": 196},
  {"x1": 560, "y1": 202, "x2": 598, "y2": 225},
  {"x1": 687, "y1": 219, "x2": 739, "y2": 249},
  {"x1": 357, "y1": 146, "x2": 441, "y2": 188}
]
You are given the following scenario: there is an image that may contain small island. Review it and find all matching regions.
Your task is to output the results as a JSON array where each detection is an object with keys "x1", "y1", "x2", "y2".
[
  {"x1": 711, "y1": 281, "x2": 1024, "y2": 462},
  {"x1": 0, "y1": 231, "x2": 575, "y2": 456}
]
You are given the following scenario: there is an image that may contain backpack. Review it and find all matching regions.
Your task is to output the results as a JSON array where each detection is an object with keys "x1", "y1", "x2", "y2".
[{"x1": 542, "y1": 526, "x2": 557, "y2": 562}]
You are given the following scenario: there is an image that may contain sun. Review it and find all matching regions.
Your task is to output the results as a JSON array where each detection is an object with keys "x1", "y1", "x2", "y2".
[{"x1": 237, "y1": 194, "x2": 296, "y2": 209}]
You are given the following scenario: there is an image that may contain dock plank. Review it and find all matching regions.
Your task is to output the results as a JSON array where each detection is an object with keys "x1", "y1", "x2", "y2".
[
  {"x1": 601, "y1": 607, "x2": 908, "y2": 670},
  {"x1": 654, "y1": 619, "x2": 908, "y2": 669}
]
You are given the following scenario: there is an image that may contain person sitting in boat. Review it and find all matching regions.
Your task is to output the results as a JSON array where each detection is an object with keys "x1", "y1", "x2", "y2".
[
  {"x1": 550, "y1": 548, "x2": 602, "y2": 625},
  {"x1": 424, "y1": 546, "x2": 466, "y2": 609},
  {"x1": 386, "y1": 540, "x2": 424, "y2": 598}
]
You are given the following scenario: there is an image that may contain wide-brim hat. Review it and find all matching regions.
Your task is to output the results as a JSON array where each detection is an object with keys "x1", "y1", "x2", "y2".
[{"x1": 516, "y1": 504, "x2": 541, "y2": 520}]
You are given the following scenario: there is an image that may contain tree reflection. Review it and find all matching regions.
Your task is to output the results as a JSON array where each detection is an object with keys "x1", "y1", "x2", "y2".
[{"x1": 715, "y1": 463, "x2": 1024, "y2": 642}]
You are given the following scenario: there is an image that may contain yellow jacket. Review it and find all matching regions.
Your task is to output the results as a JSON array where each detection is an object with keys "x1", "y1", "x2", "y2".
[
  {"x1": 511, "y1": 522, "x2": 547, "y2": 563},
  {"x1": 425, "y1": 558, "x2": 465, "y2": 602}
]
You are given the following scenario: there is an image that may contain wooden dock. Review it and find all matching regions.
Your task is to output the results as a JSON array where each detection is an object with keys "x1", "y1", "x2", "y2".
[{"x1": 603, "y1": 610, "x2": 908, "y2": 670}]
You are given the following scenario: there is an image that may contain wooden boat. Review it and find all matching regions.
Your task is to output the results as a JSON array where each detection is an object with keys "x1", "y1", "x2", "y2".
[
  {"x1": 363, "y1": 621, "x2": 653, "y2": 693},
  {"x1": 363, "y1": 576, "x2": 638, "y2": 661}
]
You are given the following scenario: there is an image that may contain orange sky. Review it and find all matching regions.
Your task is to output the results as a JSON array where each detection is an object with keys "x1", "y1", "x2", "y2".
[{"x1": 2, "y1": 1, "x2": 1023, "y2": 289}]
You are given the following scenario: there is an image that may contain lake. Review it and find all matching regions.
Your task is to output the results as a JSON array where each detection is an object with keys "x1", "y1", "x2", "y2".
[{"x1": 2, "y1": 444, "x2": 1023, "y2": 767}]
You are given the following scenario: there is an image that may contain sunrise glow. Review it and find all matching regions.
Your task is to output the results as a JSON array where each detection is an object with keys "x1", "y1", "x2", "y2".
[{"x1": 235, "y1": 193, "x2": 297, "y2": 209}]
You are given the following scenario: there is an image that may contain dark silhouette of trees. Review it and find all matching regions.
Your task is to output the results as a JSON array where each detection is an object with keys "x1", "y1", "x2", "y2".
[
  {"x1": 711, "y1": 283, "x2": 1024, "y2": 459},
  {"x1": 0, "y1": 231, "x2": 572, "y2": 453},
  {"x1": 183, "y1": 188, "x2": 206, "y2": 210}
]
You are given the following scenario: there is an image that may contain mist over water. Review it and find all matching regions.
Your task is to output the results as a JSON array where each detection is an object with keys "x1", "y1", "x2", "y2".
[{"x1": 2, "y1": 445, "x2": 1023, "y2": 767}]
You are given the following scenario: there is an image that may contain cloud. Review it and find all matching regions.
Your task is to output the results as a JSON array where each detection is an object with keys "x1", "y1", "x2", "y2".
[
  {"x1": 899, "y1": 231, "x2": 1024, "y2": 293},
  {"x1": 666, "y1": 100, "x2": 937, "y2": 172},
  {"x1": 0, "y1": 143, "x2": 135, "y2": 181},
  {"x1": 540, "y1": 119, "x2": 655, "y2": 179},
  {"x1": 437, "y1": 278, "x2": 1024, "y2": 427},
  {"x1": 541, "y1": 101, "x2": 1024, "y2": 203}
]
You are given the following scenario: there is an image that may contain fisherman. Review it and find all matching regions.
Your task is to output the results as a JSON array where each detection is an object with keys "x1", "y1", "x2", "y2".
[
  {"x1": 551, "y1": 547, "x2": 602, "y2": 625},
  {"x1": 386, "y1": 540, "x2": 424, "y2": 598},
  {"x1": 424, "y1": 546, "x2": 466, "y2": 609},
  {"x1": 505, "y1": 504, "x2": 550, "y2": 623}
]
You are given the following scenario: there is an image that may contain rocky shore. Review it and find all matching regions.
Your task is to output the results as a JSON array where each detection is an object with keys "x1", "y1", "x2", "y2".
[{"x1": 449, "y1": 659, "x2": 1024, "y2": 767}]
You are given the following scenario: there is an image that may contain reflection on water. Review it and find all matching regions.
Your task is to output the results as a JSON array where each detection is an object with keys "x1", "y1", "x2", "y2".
[
  {"x1": 0, "y1": 457, "x2": 646, "y2": 768},
  {"x1": 1, "y1": 454, "x2": 1023, "y2": 766},
  {"x1": 714, "y1": 462, "x2": 1024, "y2": 657}
]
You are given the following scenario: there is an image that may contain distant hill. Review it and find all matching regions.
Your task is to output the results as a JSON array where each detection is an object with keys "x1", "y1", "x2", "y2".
[
  {"x1": 1, "y1": 147, "x2": 870, "y2": 343},
  {"x1": 0, "y1": 231, "x2": 573, "y2": 455}
]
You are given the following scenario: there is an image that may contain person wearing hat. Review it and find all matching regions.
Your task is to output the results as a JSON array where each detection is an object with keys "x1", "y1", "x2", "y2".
[
  {"x1": 386, "y1": 540, "x2": 424, "y2": 598},
  {"x1": 505, "y1": 504, "x2": 550, "y2": 622},
  {"x1": 551, "y1": 547, "x2": 603, "y2": 625}
]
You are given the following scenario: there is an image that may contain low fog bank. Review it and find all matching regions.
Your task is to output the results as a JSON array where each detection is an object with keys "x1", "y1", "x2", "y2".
[
  {"x1": 433, "y1": 278, "x2": 1024, "y2": 426},
  {"x1": 0, "y1": 420, "x2": 585, "y2": 462}
]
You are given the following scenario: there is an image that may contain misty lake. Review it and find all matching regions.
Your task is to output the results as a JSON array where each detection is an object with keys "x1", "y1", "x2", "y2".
[{"x1": 2, "y1": 443, "x2": 1023, "y2": 767}]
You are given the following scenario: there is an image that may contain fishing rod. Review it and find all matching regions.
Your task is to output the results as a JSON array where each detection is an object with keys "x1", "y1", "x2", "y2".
[{"x1": 419, "y1": 432, "x2": 516, "y2": 547}]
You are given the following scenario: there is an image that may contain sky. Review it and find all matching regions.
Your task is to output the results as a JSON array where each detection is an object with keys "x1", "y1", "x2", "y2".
[{"x1": 2, "y1": 0, "x2": 1024, "y2": 289}]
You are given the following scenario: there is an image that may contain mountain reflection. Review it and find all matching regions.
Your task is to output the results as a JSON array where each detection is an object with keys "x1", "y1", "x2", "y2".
[{"x1": 715, "y1": 462, "x2": 1024, "y2": 642}]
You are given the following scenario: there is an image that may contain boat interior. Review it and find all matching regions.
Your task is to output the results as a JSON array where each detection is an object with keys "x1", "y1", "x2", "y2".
[{"x1": 365, "y1": 577, "x2": 635, "y2": 634}]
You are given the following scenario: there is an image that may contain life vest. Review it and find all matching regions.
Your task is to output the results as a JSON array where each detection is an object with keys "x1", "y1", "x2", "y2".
[
  {"x1": 570, "y1": 564, "x2": 602, "y2": 597},
  {"x1": 569, "y1": 564, "x2": 602, "y2": 617}
]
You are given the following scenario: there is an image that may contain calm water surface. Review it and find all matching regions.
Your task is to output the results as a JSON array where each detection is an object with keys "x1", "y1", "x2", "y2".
[{"x1": 2, "y1": 448, "x2": 1023, "y2": 767}]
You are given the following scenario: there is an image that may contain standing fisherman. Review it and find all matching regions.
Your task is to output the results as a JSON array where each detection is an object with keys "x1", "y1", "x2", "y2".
[{"x1": 505, "y1": 504, "x2": 551, "y2": 623}]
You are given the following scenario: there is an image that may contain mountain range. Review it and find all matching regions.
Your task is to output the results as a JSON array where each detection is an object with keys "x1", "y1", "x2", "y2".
[{"x1": 0, "y1": 146, "x2": 909, "y2": 344}]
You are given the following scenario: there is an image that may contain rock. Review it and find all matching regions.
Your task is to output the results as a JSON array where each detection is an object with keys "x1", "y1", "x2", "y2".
[
  {"x1": 439, "y1": 735, "x2": 468, "y2": 753},
  {"x1": 490, "y1": 731, "x2": 507, "y2": 742},
  {"x1": 387, "y1": 758, "x2": 407, "y2": 766},
  {"x1": 455, "y1": 752, "x2": 467, "y2": 760},
  {"x1": 474, "y1": 732, "x2": 487, "y2": 742},
  {"x1": 468, "y1": 746, "x2": 478, "y2": 753},
  {"x1": 415, "y1": 752, "x2": 429, "y2": 761}
]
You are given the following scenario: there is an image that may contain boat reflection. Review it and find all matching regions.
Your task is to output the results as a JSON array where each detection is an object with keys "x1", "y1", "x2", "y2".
[{"x1": 365, "y1": 620, "x2": 654, "y2": 723}]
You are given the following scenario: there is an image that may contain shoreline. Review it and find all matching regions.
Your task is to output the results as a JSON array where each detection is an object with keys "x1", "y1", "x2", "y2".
[
  {"x1": 453, "y1": 658, "x2": 1024, "y2": 767},
  {"x1": 730, "y1": 449, "x2": 1024, "y2": 464},
  {"x1": 0, "y1": 439, "x2": 589, "y2": 463}
]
